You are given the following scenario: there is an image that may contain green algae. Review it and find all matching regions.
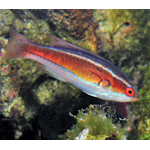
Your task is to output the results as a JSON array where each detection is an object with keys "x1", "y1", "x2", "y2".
[
  {"x1": 47, "y1": 9, "x2": 99, "y2": 53},
  {"x1": 0, "y1": 10, "x2": 86, "y2": 128},
  {"x1": 0, "y1": 9, "x2": 51, "y2": 120},
  {"x1": 0, "y1": 9, "x2": 149, "y2": 139},
  {"x1": 32, "y1": 78, "x2": 81, "y2": 106},
  {"x1": 0, "y1": 10, "x2": 14, "y2": 36},
  {"x1": 59, "y1": 105, "x2": 127, "y2": 140},
  {"x1": 93, "y1": 9, "x2": 150, "y2": 82},
  {"x1": 131, "y1": 64, "x2": 150, "y2": 139}
]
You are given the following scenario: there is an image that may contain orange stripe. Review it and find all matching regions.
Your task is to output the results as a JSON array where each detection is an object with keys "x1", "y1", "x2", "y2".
[{"x1": 25, "y1": 44, "x2": 127, "y2": 93}]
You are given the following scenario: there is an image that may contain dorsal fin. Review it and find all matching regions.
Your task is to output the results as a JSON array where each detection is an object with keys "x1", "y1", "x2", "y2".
[{"x1": 50, "y1": 35, "x2": 85, "y2": 51}]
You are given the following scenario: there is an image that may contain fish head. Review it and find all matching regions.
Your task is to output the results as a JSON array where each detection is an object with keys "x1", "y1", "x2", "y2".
[{"x1": 97, "y1": 77, "x2": 140, "y2": 102}]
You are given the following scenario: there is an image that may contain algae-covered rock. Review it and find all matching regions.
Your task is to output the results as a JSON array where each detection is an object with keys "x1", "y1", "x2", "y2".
[
  {"x1": 0, "y1": 9, "x2": 146, "y2": 139},
  {"x1": 32, "y1": 78, "x2": 81, "y2": 106},
  {"x1": 0, "y1": 10, "x2": 96, "y2": 139},
  {"x1": 0, "y1": 9, "x2": 51, "y2": 120},
  {"x1": 47, "y1": 9, "x2": 99, "y2": 53},
  {"x1": 131, "y1": 64, "x2": 150, "y2": 139},
  {"x1": 0, "y1": 9, "x2": 98, "y2": 122},
  {"x1": 0, "y1": 10, "x2": 14, "y2": 52},
  {"x1": 93, "y1": 9, "x2": 150, "y2": 83},
  {"x1": 0, "y1": 10, "x2": 14, "y2": 36},
  {"x1": 59, "y1": 105, "x2": 127, "y2": 140}
]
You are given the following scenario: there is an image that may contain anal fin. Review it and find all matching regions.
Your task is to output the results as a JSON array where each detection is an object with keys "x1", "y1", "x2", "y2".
[{"x1": 82, "y1": 90, "x2": 97, "y2": 97}]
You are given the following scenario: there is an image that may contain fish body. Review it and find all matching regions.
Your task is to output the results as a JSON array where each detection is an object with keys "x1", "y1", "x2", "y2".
[{"x1": 5, "y1": 29, "x2": 139, "y2": 102}]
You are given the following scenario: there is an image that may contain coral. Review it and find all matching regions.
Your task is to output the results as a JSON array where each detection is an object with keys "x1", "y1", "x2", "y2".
[{"x1": 59, "y1": 105, "x2": 127, "y2": 140}]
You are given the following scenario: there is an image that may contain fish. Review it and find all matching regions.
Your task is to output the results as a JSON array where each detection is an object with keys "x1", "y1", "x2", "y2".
[{"x1": 5, "y1": 29, "x2": 140, "y2": 102}]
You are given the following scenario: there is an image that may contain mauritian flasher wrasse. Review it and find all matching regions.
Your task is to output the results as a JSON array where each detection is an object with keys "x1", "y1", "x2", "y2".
[{"x1": 5, "y1": 29, "x2": 140, "y2": 102}]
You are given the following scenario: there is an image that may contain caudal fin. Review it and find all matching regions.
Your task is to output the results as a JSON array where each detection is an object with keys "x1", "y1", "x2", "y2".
[{"x1": 5, "y1": 29, "x2": 32, "y2": 59}]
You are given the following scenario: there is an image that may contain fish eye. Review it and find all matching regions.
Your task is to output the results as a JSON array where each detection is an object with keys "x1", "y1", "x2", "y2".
[{"x1": 125, "y1": 87, "x2": 134, "y2": 96}]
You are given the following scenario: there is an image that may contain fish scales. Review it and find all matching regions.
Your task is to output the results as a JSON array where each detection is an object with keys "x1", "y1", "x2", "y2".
[
  {"x1": 5, "y1": 29, "x2": 140, "y2": 102},
  {"x1": 23, "y1": 43, "x2": 126, "y2": 92},
  {"x1": 26, "y1": 45, "x2": 102, "y2": 83}
]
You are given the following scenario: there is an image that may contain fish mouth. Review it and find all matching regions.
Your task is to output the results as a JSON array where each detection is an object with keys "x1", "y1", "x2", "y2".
[
  {"x1": 131, "y1": 97, "x2": 139, "y2": 102},
  {"x1": 131, "y1": 94, "x2": 140, "y2": 102}
]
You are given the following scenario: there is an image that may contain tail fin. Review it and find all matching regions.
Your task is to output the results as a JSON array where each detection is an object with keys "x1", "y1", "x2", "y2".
[{"x1": 5, "y1": 29, "x2": 32, "y2": 59}]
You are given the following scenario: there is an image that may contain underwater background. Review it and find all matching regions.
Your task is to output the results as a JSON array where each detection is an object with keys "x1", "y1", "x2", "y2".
[{"x1": 0, "y1": 9, "x2": 150, "y2": 140}]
